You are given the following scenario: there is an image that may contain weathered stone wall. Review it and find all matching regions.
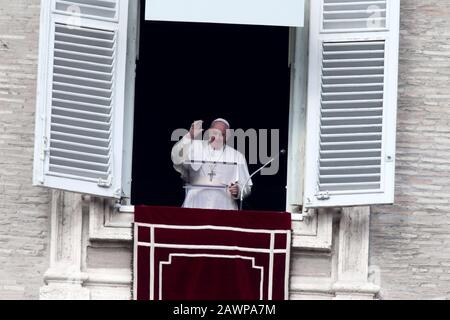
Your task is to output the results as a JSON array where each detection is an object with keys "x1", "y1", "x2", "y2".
[
  {"x1": 370, "y1": 0, "x2": 450, "y2": 300},
  {"x1": 0, "y1": 0, "x2": 50, "y2": 299}
]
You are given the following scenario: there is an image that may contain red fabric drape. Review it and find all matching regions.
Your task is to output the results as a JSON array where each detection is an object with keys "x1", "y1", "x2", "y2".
[{"x1": 134, "y1": 206, "x2": 291, "y2": 300}]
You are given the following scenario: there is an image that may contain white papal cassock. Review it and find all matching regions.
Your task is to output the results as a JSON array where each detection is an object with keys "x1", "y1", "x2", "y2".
[{"x1": 171, "y1": 136, "x2": 252, "y2": 210}]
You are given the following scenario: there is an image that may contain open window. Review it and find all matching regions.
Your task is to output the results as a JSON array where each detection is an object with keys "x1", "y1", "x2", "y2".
[
  {"x1": 131, "y1": 17, "x2": 291, "y2": 211},
  {"x1": 33, "y1": 0, "x2": 400, "y2": 212}
]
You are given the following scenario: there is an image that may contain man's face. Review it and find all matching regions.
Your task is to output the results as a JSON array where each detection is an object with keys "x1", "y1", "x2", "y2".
[{"x1": 208, "y1": 122, "x2": 228, "y2": 147}]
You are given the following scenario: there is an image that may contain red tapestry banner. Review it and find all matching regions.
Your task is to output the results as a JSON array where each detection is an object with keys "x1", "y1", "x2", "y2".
[{"x1": 133, "y1": 206, "x2": 292, "y2": 300}]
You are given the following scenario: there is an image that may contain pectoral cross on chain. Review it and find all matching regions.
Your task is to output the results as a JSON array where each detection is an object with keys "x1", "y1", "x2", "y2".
[{"x1": 208, "y1": 168, "x2": 217, "y2": 182}]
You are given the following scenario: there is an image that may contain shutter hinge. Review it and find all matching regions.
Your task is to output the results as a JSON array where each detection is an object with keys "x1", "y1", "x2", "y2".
[
  {"x1": 98, "y1": 175, "x2": 112, "y2": 188},
  {"x1": 316, "y1": 191, "x2": 330, "y2": 201},
  {"x1": 114, "y1": 188, "x2": 122, "y2": 198},
  {"x1": 41, "y1": 137, "x2": 50, "y2": 161}
]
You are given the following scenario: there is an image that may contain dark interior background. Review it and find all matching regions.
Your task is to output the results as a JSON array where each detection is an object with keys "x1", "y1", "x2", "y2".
[{"x1": 131, "y1": 2, "x2": 291, "y2": 211}]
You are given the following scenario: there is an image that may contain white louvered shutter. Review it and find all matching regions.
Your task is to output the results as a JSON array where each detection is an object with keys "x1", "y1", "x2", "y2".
[
  {"x1": 303, "y1": 0, "x2": 400, "y2": 208},
  {"x1": 54, "y1": 0, "x2": 119, "y2": 20},
  {"x1": 33, "y1": 0, "x2": 131, "y2": 199},
  {"x1": 322, "y1": 0, "x2": 387, "y2": 31}
]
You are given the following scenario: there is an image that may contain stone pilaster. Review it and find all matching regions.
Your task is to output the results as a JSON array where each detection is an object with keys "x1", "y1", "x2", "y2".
[
  {"x1": 333, "y1": 207, "x2": 379, "y2": 300},
  {"x1": 39, "y1": 191, "x2": 90, "y2": 300}
]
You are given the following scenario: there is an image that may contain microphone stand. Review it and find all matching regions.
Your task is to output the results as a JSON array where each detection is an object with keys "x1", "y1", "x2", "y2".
[{"x1": 239, "y1": 150, "x2": 286, "y2": 211}]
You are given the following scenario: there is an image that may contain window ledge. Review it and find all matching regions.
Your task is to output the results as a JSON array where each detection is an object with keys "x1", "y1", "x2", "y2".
[
  {"x1": 119, "y1": 205, "x2": 135, "y2": 213},
  {"x1": 120, "y1": 205, "x2": 304, "y2": 220}
]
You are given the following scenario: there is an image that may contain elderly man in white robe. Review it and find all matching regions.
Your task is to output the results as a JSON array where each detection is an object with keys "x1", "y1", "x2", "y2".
[{"x1": 171, "y1": 119, "x2": 252, "y2": 210}]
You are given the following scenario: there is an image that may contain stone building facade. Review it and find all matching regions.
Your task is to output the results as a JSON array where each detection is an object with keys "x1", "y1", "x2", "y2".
[
  {"x1": 0, "y1": 0, "x2": 449, "y2": 300},
  {"x1": 370, "y1": 0, "x2": 450, "y2": 300},
  {"x1": 0, "y1": 0, "x2": 50, "y2": 299}
]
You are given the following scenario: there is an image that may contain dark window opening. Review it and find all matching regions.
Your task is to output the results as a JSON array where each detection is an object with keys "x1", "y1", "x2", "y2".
[{"x1": 132, "y1": 5, "x2": 291, "y2": 211}]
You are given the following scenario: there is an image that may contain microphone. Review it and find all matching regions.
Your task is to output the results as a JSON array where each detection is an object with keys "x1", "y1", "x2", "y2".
[{"x1": 239, "y1": 149, "x2": 287, "y2": 211}]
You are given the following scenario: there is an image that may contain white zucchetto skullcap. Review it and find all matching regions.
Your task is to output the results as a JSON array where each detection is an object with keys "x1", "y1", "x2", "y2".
[{"x1": 211, "y1": 118, "x2": 230, "y2": 129}]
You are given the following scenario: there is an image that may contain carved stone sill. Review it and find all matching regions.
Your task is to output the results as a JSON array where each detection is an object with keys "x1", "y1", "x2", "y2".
[
  {"x1": 40, "y1": 283, "x2": 91, "y2": 300},
  {"x1": 332, "y1": 281, "x2": 380, "y2": 295},
  {"x1": 290, "y1": 276, "x2": 379, "y2": 299},
  {"x1": 43, "y1": 268, "x2": 89, "y2": 285},
  {"x1": 290, "y1": 276, "x2": 334, "y2": 294},
  {"x1": 88, "y1": 201, "x2": 335, "y2": 250},
  {"x1": 291, "y1": 209, "x2": 335, "y2": 251},
  {"x1": 85, "y1": 268, "x2": 132, "y2": 287},
  {"x1": 88, "y1": 196, "x2": 133, "y2": 242}
]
